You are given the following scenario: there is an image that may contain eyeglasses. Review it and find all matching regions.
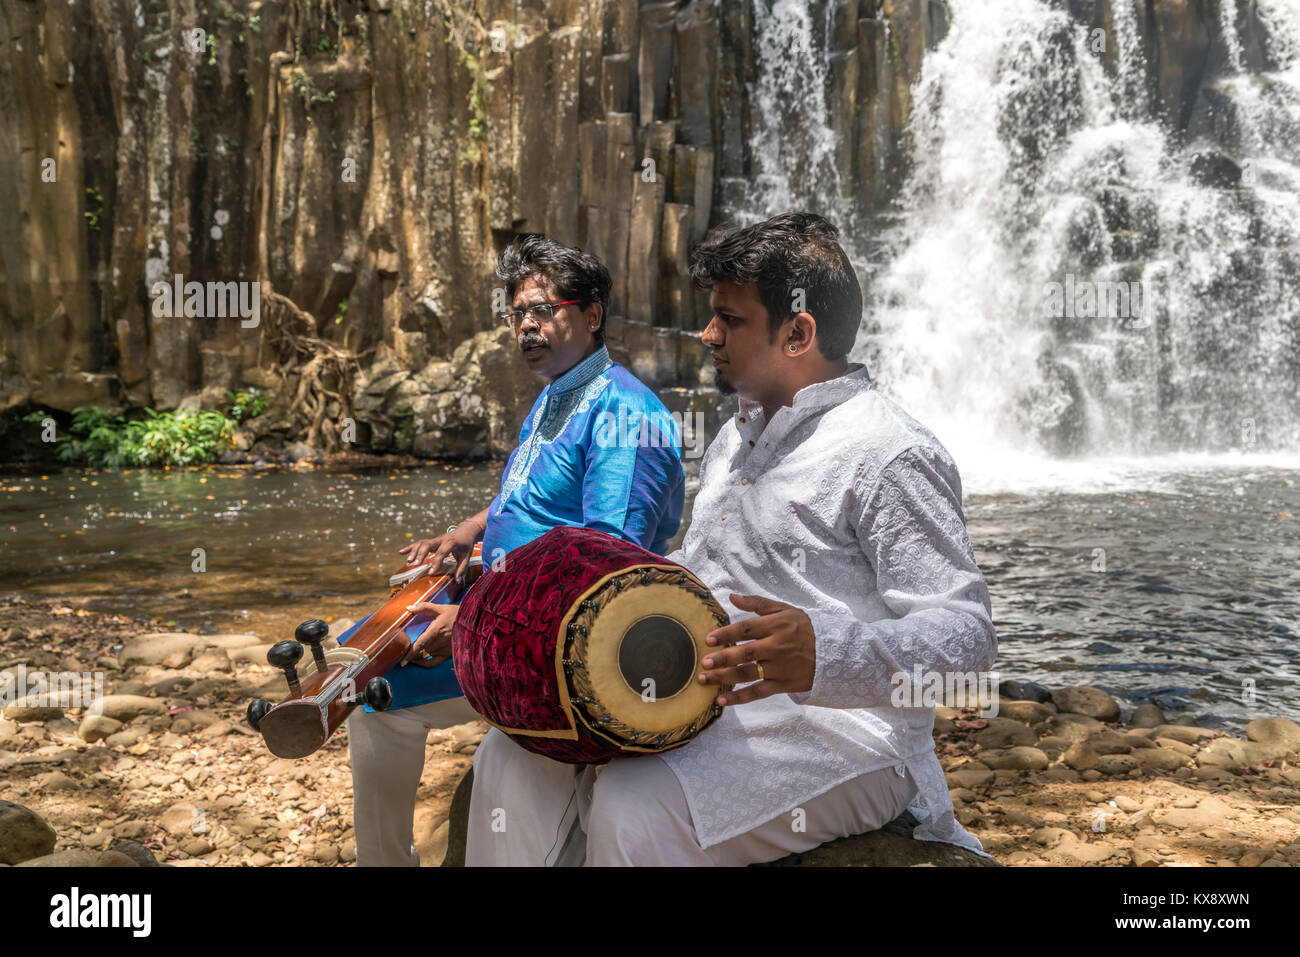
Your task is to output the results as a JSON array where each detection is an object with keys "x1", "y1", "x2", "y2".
[{"x1": 498, "y1": 299, "x2": 582, "y2": 329}]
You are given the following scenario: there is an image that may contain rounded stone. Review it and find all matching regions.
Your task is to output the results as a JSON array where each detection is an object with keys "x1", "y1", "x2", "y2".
[{"x1": 1052, "y1": 686, "x2": 1120, "y2": 721}]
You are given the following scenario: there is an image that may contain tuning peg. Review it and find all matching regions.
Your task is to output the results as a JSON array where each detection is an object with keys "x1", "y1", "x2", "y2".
[
  {"x1": 296, "y1": 619, "x2": 330, "y2": 669},
  {"x1": 344, "y1": 677, "x2": 394, "y2": 713},
  {"x1": 267, "y1": 640, "x2": 304, "y2": 695},
  {"x1": 247, "y1": 698, "x2": 273, "y2": 732}
]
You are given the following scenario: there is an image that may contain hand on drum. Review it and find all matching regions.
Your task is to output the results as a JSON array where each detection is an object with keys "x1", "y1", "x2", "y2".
[
  {"x1": 398, "y1": 520, "x2": 480, "y2": 583},
  {"x1": 698, "y1": 594, "x2": 815, "y2": 706},
  {"x1": 399, "y1": 602, "x2": 459, "y2": 668}
]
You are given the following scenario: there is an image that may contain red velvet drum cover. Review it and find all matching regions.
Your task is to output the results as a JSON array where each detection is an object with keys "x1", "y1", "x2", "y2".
[{"x1": 451, "y1": 525, "x2": 708, "y2": 764}]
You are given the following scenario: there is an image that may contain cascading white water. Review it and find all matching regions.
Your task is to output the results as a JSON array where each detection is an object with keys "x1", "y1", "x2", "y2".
[
  {"x1": 743, "y1": 0, "x2": 1300, "y2": 486},
  {"x1": 743, "y1": 0, "x2": 851, "y2": 226},
  {"x1": 853, "y1": 0, "x2": 1300, "y2": 483}
]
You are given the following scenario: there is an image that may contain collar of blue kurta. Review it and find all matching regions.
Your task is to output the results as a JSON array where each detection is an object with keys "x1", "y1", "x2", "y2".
[
  {"x1": 500, "y1": 345, "x2": 616, "y2": 499},
  {"x1": 548, "y1": 344, "x2": 614, "y2": 395},
  {"x1": 737, "y1": 362, "x2": 872, "y2": 428}
]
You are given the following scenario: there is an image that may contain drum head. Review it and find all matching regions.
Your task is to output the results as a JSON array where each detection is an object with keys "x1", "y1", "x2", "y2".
[{"x1": 566, "y1": 568, "x2": 727, "y2": 748}]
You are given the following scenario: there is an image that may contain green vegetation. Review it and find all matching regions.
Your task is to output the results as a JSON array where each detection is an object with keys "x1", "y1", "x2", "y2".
[
  {"x1": 231, "y1": 11, "x2": 262, "y2": 42},
  {"x1": 333, "y1": 298, "x2": 349, "y2": 325},
  {"x1": 24, "y1": 407, "x2": 234, "y2": 468},
  {"x1": 84, "y1": 186, "x2": 104, "y2": 231},
  {"x1": 24, "y1": 389, "x2": 271, "y2": 467},
  {"x1": 392, "y1": 401, "x2": 415, "y2": 450},
  {"x1": 225, "y1": 387, "x2": 269, "y2": 423},
  {"x1": 294, "y1": 70, "x2": 337, "y2": 107}
]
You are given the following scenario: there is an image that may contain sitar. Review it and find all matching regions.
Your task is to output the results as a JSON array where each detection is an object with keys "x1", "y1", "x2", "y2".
[{"x1": 246, "y1": 544, "x2": 483, "y2": 758}]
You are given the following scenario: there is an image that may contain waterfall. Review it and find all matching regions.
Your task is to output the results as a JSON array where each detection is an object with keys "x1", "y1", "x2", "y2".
[
  {"x1": 743, "y1": 0, "x2": 850, "y2": 227},
  {"x1": 852, "y1": 0, "x2": 1300, "y2": 479}
]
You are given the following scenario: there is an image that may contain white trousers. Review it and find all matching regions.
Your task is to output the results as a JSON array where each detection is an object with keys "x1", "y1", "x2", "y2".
[
  {"x1": 347, "y1": 696, "x2": 481, "y2": 867},
  {"x1": 465, "y1": 728, "x2": 919, "y2": 866}
]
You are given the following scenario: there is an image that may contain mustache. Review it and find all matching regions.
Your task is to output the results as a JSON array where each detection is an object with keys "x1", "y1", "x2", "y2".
[{"x1": 519, "y1": 333, "x2": 549, "y2": 350}]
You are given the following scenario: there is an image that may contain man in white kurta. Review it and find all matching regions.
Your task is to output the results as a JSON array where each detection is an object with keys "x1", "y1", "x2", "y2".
[{"x1": 465, "y1": 212, "x2": 997, "y2": 865}]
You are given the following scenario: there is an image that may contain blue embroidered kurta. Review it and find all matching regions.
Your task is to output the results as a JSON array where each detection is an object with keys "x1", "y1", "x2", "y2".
[
  {"x1": 482, "y1": 345, "x2": 685, "y2": 563},
  {"x1": 344, "y1": 345, "x2": 685, "y2": 713}
]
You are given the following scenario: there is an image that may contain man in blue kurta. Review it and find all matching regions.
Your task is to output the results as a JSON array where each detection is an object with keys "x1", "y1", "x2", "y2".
[{"x1": 344, "y1": 234, "x2": 685, "y2": 866}]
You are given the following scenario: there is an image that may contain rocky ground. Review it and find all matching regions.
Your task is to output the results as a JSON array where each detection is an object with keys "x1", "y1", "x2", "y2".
[
  {"x1": 0, "y1": 598, "x2": 484, "y2": 867},
  {"x1": 935, "y1": 686, "x2": 1300, "y2": 866},
  {"x1": 2, "y1": 598, "x2": 1298, "y2": 867}
]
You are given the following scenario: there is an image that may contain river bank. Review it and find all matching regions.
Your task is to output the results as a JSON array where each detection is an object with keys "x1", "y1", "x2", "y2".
[{"x1": 2, "y1": 598, "x2": 1298, "y2": 867}]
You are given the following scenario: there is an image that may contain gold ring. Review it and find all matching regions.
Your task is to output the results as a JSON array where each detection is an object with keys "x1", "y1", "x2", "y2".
[{"x1": 753, "y1": 660, "x2": 766, "y2": 680}]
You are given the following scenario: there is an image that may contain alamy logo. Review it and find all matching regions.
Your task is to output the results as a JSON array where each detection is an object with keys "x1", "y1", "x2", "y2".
[
  {"x1": 1042, "y1": 273, "x2": 1150, "y2": 325},
  {"x1": 592, "y1": 404, "x2": 706, "y2": 459},
  {"x1": 150, "y1": 273, "x2": 260, "y2": 328},
  {"x1": 1, "y1": 666, "x2": 104, "y2": 715},
  {"x1": 49, "y1": 887, "x2": 151, "y2": 937},
  {"x1": 890, "y1": 666, "x2": 1000, "y2": 716}
]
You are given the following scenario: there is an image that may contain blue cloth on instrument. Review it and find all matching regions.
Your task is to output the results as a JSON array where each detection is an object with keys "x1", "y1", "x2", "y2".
[
  {"x1": 351, "y1": 344, "x2": 685, "y2": 714},
  {"x1": 337, "y1": 574, "x2": 465, "y2": 714}
]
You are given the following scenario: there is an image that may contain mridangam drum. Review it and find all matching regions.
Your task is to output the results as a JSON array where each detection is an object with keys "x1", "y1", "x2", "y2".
[{"x1": 451, "y1": 525, "x2": 730, "y2": 764}]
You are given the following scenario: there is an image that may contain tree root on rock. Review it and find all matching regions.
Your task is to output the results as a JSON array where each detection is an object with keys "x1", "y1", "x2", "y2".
[{"x1": 257, "y1": 289, "x2": 369, "y2": 453}]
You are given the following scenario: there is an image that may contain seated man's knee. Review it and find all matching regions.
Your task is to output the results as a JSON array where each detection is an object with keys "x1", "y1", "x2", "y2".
[{"x1": 585, "y1": 759, "x2": 689, "y2": 863}]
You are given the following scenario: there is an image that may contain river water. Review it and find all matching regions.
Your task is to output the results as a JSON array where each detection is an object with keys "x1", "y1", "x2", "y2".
[{"x1": 3, "y1": 459, "x2": 1297, "y2": 731}]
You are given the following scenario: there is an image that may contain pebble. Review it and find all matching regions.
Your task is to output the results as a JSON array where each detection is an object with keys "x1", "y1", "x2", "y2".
[
  {"x1": 1244, "y1": 717, "x2": 1300, "y2": 756},
  {"x1": 1084, "y1": 731, "x2": 1132, "y2": 755},
  {"x1": 1063, "y1": 741, "x2": 1099, "y2": 771},
  {"x1": 160, "y1": 801, "x2": 203, "y2": 836},
  {"x1": 1096, "y1": 754, "x2": 1138, "y2": 775},
  {"x1": 980, "y1": 746, "x2": 1049, "y2": 771},
  {"x1": 1047, "y1": 712, "x2": 1105, "y2": 741},
  {"x1": 996, "y1": 700, "x2": 1055, "y2": 723},
  {"x1": 181, "y1": 837, "x2": 215, "y2": 856},
  {"x1": 1032, "y1": 826, "x2": 1073, "y2": 846},
  {"x1": 15, "y1": 849, "x2": 98, "y2": 867},
  {"x1": 1130, "y1": 702, "x2": 1166, "y2": 728},
  {"x1": 38, "y1": 771, "x2": 77, "y2": 791},
  {"x1": 1144, "y1": 724, "x2": 1215, "y2": 746},
  {"x1": 0, "y1": 799, "x2": 57, "y2": 865},
  {"x1": 78, "y1": 715, "x2": 123, "y2": 743},
  {"x1": 96, "y1": 694, "x2": 168, "y2": 723},
  {"x1": 96, "y1": 850, "x2": 140, "y2": 867},
  {"x1": 1130, "y1": 747, "x2": 1189, "y2": 771},
  {"x1": 1052, "y1": 686, "x2": 1120, "y2": 721},
  {"x1": 945, "y1": 766, "x2": 994, "y2": 790},
  {"x1": 1036, "y1": 768, "x2": 1080, "y2": 783},
  {"x1": 1057, "y1": 840, "x2": 1122, "y2": 864},
  {"x1": 973, "y1": 717, "x2": 1038, "y2": 749},
  {"x1": 190, "y1": 650, "x2": 232, "y2": 674},
  {"x1": 313, "y1": 844, "x2": 339, "y2": 864},
  {"x1": 2, "y1": 699, "x2": 65, "y2": 722},
  {"x1": 999, "y1": 679, "x2": 1052, "y2": 703},
  {"x1": 119, "y1": 633, "x2": 202, "y2": 668}
]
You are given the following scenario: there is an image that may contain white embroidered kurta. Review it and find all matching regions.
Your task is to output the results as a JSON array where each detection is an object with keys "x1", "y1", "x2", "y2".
[{"x1": 661, "y1": 363, "x2": 997, "y2": 853}]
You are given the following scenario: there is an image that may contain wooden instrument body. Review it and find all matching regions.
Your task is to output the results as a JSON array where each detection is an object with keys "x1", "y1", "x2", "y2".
[{"x1": 256, "y1": 545, "x2": 482, "y2": 759}]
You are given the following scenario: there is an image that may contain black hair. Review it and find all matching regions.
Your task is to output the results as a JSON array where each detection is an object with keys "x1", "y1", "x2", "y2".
[
  {"x1": 688, "y1": 212, "x2": 863, "y2": 359},
  {"x1": 495, "y1": 234, "x2": 612, "y2": 345}
]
